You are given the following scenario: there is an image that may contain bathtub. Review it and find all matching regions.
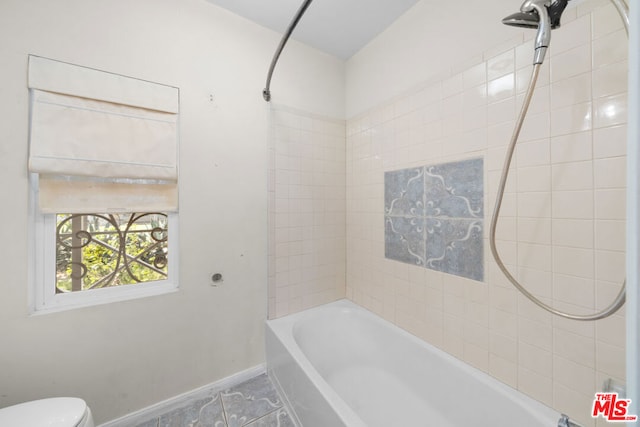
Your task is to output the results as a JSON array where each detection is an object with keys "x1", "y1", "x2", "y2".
[{"x1": 266, "y1": 299, "x2": 563, "y2": 427}]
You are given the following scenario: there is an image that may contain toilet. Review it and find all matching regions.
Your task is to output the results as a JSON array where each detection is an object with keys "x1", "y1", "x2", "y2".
[{"x1": 0, "y1": 397, "x2": 94, "y2": 427}]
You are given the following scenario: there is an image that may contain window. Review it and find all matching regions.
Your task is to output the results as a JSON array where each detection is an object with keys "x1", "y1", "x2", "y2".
[
  {"x1": 55, "y1": 213, "x2": 169, "y2": 292},
  {"x1": 30, "y1": 205, "x2": 178, "y2": 314},
  {"x1": 27, "y1": 56, "x2": 179, "y2": 314}
]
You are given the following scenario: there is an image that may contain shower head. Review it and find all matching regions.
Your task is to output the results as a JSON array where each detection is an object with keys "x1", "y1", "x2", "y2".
[
  {"x1": 502, "y1": 11, "x2": 542, "y2": 29},
  {"x1": 502, "y1": 0, "x2": 570, "y2": 64},
  {"x1": 502, "y1": 0, "x2": 569, "y2": 29}
]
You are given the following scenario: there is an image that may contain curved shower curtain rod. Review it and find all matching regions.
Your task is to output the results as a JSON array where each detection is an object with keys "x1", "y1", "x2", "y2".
[{"x1": 263, "y1": 0, "x2": 314, "y2": 102}]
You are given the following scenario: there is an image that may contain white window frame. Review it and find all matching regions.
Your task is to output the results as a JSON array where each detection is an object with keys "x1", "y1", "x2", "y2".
[{"x1": 28, "y1": 174, "x2": 179, "y2": 315}]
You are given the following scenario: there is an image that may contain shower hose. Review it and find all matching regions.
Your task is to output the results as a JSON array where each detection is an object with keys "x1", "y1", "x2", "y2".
[{"x1": 489, "y1": 0, "x2": 629, "y2": 321}]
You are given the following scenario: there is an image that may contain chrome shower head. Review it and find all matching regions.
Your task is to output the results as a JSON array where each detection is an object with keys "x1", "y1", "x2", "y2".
[
  {"x1": 502, "y1": 0, "x2": 570, "y2": 64},
  {"x1": 502, "y1": 0, "x2": 569, "y2": 29},
  {"x1": 502, "y1": 11, "x2": 541, "y2": 29}
]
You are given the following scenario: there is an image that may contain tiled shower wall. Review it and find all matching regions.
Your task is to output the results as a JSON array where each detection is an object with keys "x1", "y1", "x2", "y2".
[
  {"x1": 268, "y1": 106, "x2": 346, "y2": 319},
  {"x1": 346, "y1": 2, "x2": 627, "y2": 426}
]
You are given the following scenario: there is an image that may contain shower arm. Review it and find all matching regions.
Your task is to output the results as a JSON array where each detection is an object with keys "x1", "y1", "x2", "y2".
[
  {"x1": 262, "y1": 0, "x2": 314, "y2": 102},
  {"x1": 489, "y1": 0, "x2": 629, "y2": 321}
]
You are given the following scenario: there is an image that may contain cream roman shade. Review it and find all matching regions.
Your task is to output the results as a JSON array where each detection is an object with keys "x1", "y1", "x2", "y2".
[{"x1": 27, "y1": 55, "x2": 179, "y2": 213}]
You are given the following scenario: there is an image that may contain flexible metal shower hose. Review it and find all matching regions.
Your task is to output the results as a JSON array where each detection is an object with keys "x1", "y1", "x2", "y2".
[{"x1": 489, "y1": 0, "x2": 629, "y2": 321}]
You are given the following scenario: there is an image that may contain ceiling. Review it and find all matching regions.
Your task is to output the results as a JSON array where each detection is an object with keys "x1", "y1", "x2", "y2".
[{"x1": 205, "y1": 0, "x2": 421, "y2": 59}]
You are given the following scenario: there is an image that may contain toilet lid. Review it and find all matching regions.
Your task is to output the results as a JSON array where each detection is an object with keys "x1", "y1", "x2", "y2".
[{"x1": 0, "y1": 397, "x2": 87, "y2": 427}]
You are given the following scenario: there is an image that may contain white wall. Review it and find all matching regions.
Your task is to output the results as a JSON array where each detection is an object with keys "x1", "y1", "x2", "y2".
[
  {"x1": 346, "y1": 0, "x2": 538, "y2": 117},
  {"x1": 0, "y1": 0, "x2": 343, "y2": 423}
]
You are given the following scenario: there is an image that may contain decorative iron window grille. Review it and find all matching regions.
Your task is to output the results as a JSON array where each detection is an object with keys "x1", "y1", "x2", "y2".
[{"x1": 55, "y1": 213, "x2": 168, "y2": 293}]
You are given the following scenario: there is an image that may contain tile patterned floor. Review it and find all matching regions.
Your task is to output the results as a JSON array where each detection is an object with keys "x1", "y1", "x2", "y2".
[{"x1": 134, "y1": 374, "x2": 296, "y2": 427}]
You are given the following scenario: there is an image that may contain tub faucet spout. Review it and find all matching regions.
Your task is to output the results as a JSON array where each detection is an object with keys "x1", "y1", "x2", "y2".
[{"x1": 558, "y1": 414, "x2": 583, "y2": 427}]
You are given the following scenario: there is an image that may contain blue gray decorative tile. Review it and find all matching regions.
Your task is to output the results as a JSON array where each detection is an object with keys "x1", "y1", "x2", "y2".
[
  {"x1": 132, "y1": 374, "x2": 293, "y2": 427},
  {"x1": 244, "y1": 408, "x2": 296, "y2": 427},
  {"x1": 135, "y1": 419, "x2": 159, "y2": 427},
  {"x1": 159, "y1": 395, "x2": 226, "y2": 427},
  {"x1": 221, "y1": 374, "x2": 283, "y2": 427},
  {"x1": 425, "y1": 218, "x2": 484, "y2": 281},
  {"x1": 195, "y1": 396, "x2": 228, "y2": 427},
  {"x1": 384, "y1": 158, "x2": 485, "y2": 281},
  {"x1": 385, "y1": 216, "x2": 426, "y2": 266},
  {"x1": 424, "y1": 158, "x2": 483, "y2": 218},
  {"x1": 384, "y1": 168, "x2": 425, "y2": 216}
]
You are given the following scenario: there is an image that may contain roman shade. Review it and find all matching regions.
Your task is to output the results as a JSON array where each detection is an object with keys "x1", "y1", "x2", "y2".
[{"x1": 27, "y1": 55, "x2": 179, "y2": 213}]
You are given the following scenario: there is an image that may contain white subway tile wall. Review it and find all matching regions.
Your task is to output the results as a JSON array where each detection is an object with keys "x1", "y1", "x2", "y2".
[
  {"x1": 346, "y1": 2, "x2": 626, "y2": 426},
  {"x1": 268, "y1": 107, "x2": 347, "y2": 319}
]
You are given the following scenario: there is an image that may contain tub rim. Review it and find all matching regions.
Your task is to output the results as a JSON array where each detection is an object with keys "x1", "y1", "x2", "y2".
[{"x1": 267, "y1": 299, "x2": 562, "y2": 427}]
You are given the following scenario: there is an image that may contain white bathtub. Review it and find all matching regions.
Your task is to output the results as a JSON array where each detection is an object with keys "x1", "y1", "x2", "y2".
[{"x1": 266, "y1": 299, "x2": 563, "y2": 427}]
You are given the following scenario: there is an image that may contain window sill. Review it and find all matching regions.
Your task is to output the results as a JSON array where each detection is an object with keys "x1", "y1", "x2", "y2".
[{"x1": 29, "y1": 281, "x2": 179, "y2": 316}]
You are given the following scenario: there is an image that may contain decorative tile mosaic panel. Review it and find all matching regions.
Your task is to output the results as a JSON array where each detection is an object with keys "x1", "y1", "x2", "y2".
[{"x1": 384, "y1": 158, "x2": 484, "y2": 281}]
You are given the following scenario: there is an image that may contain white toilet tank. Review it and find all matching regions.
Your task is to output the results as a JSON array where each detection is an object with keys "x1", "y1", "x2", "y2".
[{"x1": 0, "y1": 397, "x2": 94, "y2": 427}]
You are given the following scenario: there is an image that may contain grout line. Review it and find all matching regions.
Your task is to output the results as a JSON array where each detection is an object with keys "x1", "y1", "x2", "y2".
[
  {"x1": 219, "y1": 391, "x2": 229, "y2": 427},
  {"x1": 240, "y1": 407, "x2": 283, "y2": 427}
]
